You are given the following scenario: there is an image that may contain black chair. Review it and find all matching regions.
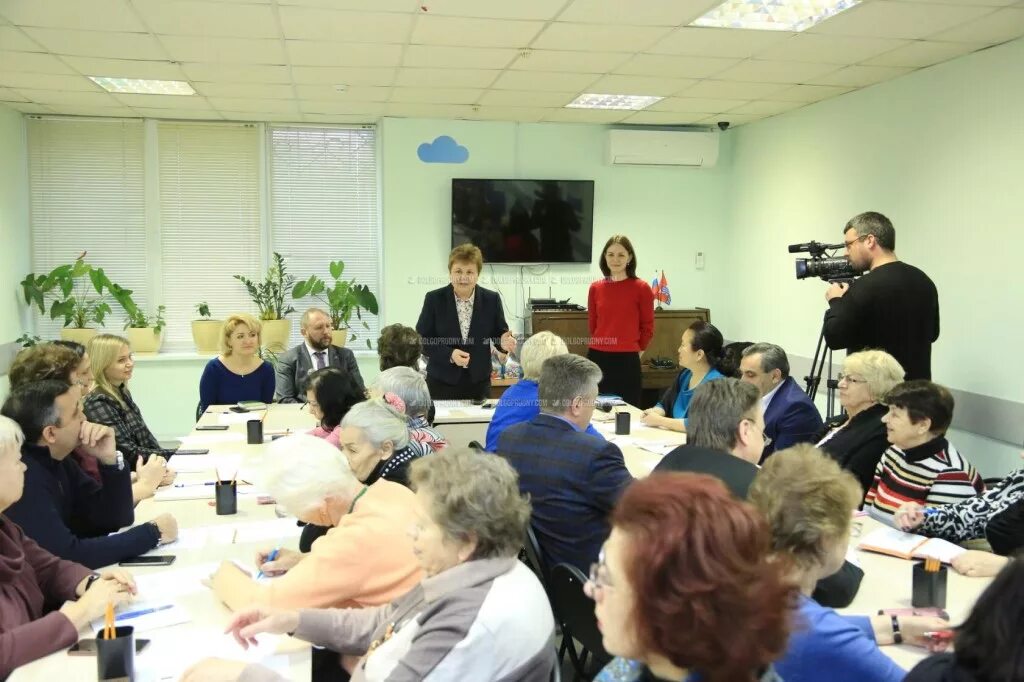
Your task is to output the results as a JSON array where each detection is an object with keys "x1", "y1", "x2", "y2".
[
  {"x1": 520, "y1": 524, "x2": 550, "y2": 586},
  {"x1": 549, "y1": 562, "x2": 611, "y2": 681}
]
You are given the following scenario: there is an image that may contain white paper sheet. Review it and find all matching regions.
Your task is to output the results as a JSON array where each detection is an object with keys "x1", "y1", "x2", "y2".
[
  {"x1": 218, "y1": 412, "x2": 263, "y2": 425},
  {"x1": 136, "y1": 631, "x2": 288, "y2": 681},
  {"x1": 132, "y1": 562, "x2": 219, "y2": 600},
  {"x1": 178, "y1": 432, "x2": 246, "y2": 447},
  {"x1": 92, "y1": 600, "x2": 191, "y2": 634}
]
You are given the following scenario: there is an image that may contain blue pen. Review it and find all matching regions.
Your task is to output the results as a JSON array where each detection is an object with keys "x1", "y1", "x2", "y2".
[
  {"x1": 922, "y1": 508, "x2": 939, "y2": 516},
  {"x1": 256, "y1": 547, "x2": 280, "y2": 580},
  {"x1": 116, "y1": 604, "x2": 174, "y2": 621}
]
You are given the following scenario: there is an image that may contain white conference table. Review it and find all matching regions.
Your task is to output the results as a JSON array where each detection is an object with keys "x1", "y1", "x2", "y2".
[
  {"x1": 11, "y1": 404, "x2": 318, "y2": 682},
  {"x1": 839, "y1": 516, "x2": 992, "y2": 670},
  {"x1": 434, "y1": 400, "x2": 684, "y2": 477}
]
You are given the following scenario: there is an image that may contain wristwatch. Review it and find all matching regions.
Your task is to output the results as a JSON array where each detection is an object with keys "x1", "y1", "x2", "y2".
[
  {"x1": 114, "y1": 450, "x2": 125, "y2": 471},
  {"x1": 83, "y1": 573, "x2": 101, "y2": 592}
]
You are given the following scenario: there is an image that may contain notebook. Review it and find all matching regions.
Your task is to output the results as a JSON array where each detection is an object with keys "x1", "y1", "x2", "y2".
[{"x1": 858, "y1": 526, "x2": 967, "y2": 564}]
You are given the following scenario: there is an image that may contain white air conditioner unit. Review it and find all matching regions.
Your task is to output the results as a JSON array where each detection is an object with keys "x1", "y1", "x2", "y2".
[{"x1": 606, "y1": 129, "x2": 719, "y2": 168}]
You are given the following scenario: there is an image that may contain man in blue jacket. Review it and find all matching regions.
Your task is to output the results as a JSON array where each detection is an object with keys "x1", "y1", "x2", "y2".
[
  {"x1": 739, "y1": 343, "x2": 824, "y2": 463},
  {"x1": 496, "y1": 354, "x2": 632, "y2": 572},
  {"x1": 1, "y1": 380, "x2": 177, "y2": 569}
]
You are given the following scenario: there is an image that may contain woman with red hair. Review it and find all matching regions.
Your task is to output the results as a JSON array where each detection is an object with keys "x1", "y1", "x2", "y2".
[{"x1": 588, "y1": 473, "x2": 794, "y2": 682}]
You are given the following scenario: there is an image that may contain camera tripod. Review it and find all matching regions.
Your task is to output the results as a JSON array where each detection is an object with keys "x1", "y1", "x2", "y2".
[{"x1": 804, "y1": 317, "x2": 841, "y2": 421}]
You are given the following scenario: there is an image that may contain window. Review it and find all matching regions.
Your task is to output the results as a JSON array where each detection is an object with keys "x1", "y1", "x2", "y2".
[
  {"x1": 27, "y1": 118, "x2": 147, "y2": 339},
  {"x1": 269, "y1": 125, "x2": 380, "y2": 349},
  {"x1": 158, "y1": 122, "x2": 262, "y2": 352}
]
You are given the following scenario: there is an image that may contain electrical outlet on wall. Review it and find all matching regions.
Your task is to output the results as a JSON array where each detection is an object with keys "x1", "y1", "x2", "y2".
[{"x1": 695, "y1": 251, "x2": 705, "y2": 270}]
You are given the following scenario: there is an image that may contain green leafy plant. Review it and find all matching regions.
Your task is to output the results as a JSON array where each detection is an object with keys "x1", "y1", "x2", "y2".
[
  {"x1": 234, "y1": 252, "x2": 296, "y2": 321},
  {"x1": 195, "y1": 301, "x2": 212, "y2": 319},
  {"x1": 20, "y1": 253, "x2": 117, "y2": 328},
  {"x1": 292, "y1": 259, "x2": 379, "y2": 347},
  {"x1": 16, "y1": 332, "x2": 42, "y2": 348},
  {"x1": 107, "y1": 284, "x2": 166, "y2": 333}
]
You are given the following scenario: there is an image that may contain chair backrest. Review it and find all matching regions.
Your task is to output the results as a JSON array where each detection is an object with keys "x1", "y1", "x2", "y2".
[
  {"x1": 549, "y1": 562, "x2": 611, "y2": 667},
  {"x1": 521, "y1": 523, "x2": 550, "y2": 585}
]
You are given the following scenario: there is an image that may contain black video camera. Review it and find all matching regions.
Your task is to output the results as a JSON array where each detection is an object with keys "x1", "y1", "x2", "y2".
[{"x1": 789, "y1": 241, "x2": 864, "y2": 282}]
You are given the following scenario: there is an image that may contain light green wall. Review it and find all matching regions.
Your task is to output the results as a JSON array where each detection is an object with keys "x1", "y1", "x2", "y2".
[
  {"x1": 0, "y1": 105, "x2": 29, "y2": 401},
  {"x1": 724, "y1": 37, "x2": 1024, "y2": 476},
  {"x1": 379, "y1": 117, "x2": 732, "y2": 337}
]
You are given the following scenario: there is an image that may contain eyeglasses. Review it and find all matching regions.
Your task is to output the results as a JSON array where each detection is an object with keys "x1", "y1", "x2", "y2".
[
  {"x1": 836, "y1": 373, "x2": 866, "y2": 384},
  {"x1": 587, "y1": 548, "x2": 614, "y2": 593},
  {"x1": 843, "y1": 234, "x2": 869, "y2": 248},
  {"x1": 743, "y1": 418, "x2": 772, "y2": 450}
]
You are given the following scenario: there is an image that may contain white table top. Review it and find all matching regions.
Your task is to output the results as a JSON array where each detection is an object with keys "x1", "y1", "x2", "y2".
[
  {"x1": 11, "y1": 405, "x2": 318, "y2": 682},
  {"x1": 839, "y1": 516, "x2": 991, "y2": 670}
]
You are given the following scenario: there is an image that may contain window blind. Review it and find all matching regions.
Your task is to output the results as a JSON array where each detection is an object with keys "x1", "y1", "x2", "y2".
[
  {"x1": 269, "y1": 125, "x2": 381, "y2": 350},
  {"x1": 27, "y1": 118, "x2": 147, "y2": 339},
  {"x1": 158, "y1": 121, "x2": 262, "y2": 352}
]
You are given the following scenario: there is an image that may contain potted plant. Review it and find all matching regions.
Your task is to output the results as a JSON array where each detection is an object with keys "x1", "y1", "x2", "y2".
[
  {"x1": 20, "y1": 252, "x2": 116, "y2": 345},
  {"x1": 234, "y1": 252, "x2": 295, "y2": 353},
  {"x1": 292, "y1": 259, "x2": 379, "y2": 349},
  {"x1": 191, "y1": 301, "x2": 221, "y2": 354},
  {"x1": 123, "y1": 305, "x2": 166, "y2": 354}
]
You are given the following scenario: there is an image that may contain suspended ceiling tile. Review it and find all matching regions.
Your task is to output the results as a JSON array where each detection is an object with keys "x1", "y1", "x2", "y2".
[
  {"x1": 928, "y1": 8, "x2": 1024, "y2": 43},
  {"x1": 507, "y1": 49, "x2": 631, "y2": 73},
  {"x1": 680, "y1": 79, "x2": 787, "y2": 99},
  {"x1": 0, "y1": 71, "x2": 106, "y2": 92},
  {"x1": 769, "y1": 83, "x2": 856, "y2": 102},
  {"x1": 181, "y1": 62, "x2": 292, "y2": 84},
  {"x1": 277, "y1": 7, "x2": 412, "y2": 42},
  {"x1": 403, "y1": 45, "x2": 518, "y2": 69},
  {"x1": 0, "y1": 50, "x2": 75, "y2": 74},
  {"x1": 205, "y1": 96, "x2": 301, "y2": 113},
  {"x1": 0, "y1": 0, "x2": 146, "y2": 32},
  {"x1": 542, "y1": 107, "x2": 633, "y2": 123},
  {"x1": 477, "y1": 90, "x2": 577, "y2": 107},
  {"x1": 649, "y1": 96, "x2": 747, "y2": 113},
  {"x1": 160, "y1": 36, "x2": 287, "y2": 65},
  {"x1": 585, "y1": 74, "x2": 696, "y2": 97},
  {"x1": 294, "y1": 85, "x2": 393, "y2": 101},
  {"x1": 808, "y1": 2, "x2": 994, "y2": 39},
  {"x1": 389, "y1": 86, "x2": 484, "y2": 104},
  {"x1": 285, "y1": 41, "x2": 403, "y2": 67},
  {"x1": 490, "y1": 70, "x2": 599, "y2": 92},
  {"x1": 193, "y1": 82, "x2": 295, "y2": 99},
  {"x1": 21, "y1": 28, "x2": 168, "y2": 60},
  {"x1": 531, "y1": 23, "x2": 672, "y2": 52},
  {"x1": 614, "y1": 53, "x2": 741, "y2": 78},
  {"x1": 410, "y1": 15, "x2": 546, "y2": 47},
  {"x1": 807, "y1": 64, "x2": 915, "y2": 87},
  {"x1": 290, "y1": 67, "x2": 397, "y2": 86},
  {"x1": 862, "y1": 40, "x2": 986, "y2": 67},
  {"x1": 714, "y1": 59, "x2": 841, "y2": 84},
  {"x1": 649, "y1": 27, "x2": 793, "y2": 58},
  {"x1": 65, "y1": 57, "x2": 187, "y2": 80},
  {"x1": 754, "y1": 34, "x2": 911, "y2": 65},
  {"x1": 558, "y1": 0, "x2": 720, "y2": 26},
  {"x1": 419, "y1": 0, "x2": 564, "y2": 20},
  {"x1": 394, "y1": 68, "x2": 500, "y2": 88},
  {"x1": 113, "y1": 92, "x2": 216, "y2": 108}
]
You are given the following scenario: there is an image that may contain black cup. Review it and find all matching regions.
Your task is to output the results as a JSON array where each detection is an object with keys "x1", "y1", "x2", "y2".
[
  {"x1": 246, "y1": 419, "x2": 264, "y2": 444},
  {"x1": 615, "y1": 411, "x2": 631, "y2": 435},
  {"x1": 912, "y1": 562, "x2": 948, "y2": 608},
  {"x1": 97, "y1": 625, "x2": 135, "y2": 681},
  {"x1": 215, "y1": 481, "x2": 238, "y2": 515}
]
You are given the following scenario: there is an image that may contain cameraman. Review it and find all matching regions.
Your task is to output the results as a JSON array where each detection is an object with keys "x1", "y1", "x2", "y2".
[{"x1": 823, "y1": 211, "x2": 939, "y2": 380}]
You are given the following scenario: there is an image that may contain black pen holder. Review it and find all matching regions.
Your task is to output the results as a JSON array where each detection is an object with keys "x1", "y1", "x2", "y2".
[
  {"x1": 97, "y1": 625, "x2": 135, "y2": 681},
  {"x1": 215, "y1": 481, "x2": 238, "y2": 515},
  {"x1": 246, "y1": 419, "x2": 264, "y2": 444},
  {"x1": 912, "y1": 562, "x2": 948, "y2": 608},
  {"x1": 615, "y1": 411, "x2": 631, "y2": 435}
]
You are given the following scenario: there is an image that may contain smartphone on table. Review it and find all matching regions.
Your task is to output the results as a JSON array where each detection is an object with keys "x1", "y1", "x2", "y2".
[{"x1": 119, "y1": 555, "x2": 176, "y2": 567}]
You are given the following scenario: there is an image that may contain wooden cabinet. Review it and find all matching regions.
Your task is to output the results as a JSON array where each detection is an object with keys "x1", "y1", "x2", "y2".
[{"x1": 529, "y1": 307, "x2": 711, "y2": 407}]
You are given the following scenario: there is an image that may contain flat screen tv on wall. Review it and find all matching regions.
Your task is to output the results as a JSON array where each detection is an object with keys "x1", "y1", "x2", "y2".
[{"x1": 451, "y1": 178, "x2": 595, "y2": 264}]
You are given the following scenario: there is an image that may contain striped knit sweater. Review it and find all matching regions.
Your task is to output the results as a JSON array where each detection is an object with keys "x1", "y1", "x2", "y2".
[{"x1": 865, "y1": 437, "x2": 985, "y2": 525}]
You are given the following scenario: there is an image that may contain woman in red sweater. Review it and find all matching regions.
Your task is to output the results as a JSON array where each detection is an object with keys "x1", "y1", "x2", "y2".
[{"x1": 587, "y1": 235, "x2": 654, "y2": 407}]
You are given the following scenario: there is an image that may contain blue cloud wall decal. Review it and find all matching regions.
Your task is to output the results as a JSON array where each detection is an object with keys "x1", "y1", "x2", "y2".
[{"x1": 417, "y1": 135, "x2": 469, "y2": 164}]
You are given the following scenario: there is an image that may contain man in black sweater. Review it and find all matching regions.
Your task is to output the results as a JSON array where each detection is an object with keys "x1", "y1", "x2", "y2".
[
  {"x1": 823, "y1": 211, "x2": 939, "y2": 380},
  {"x1": 655, "y1": 378, "x2": 863, "y2": 608},
  {"x1": 1, "y1": 380, "x2": 178, "y2": 569}
]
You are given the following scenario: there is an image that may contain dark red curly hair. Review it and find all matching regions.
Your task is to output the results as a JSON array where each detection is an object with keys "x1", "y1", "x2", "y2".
[{"x1": 612, "y1": 473, "x2": 795, "y2": 682}]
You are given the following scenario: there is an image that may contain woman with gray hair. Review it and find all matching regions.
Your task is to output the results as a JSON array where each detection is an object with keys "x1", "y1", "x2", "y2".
[
  {"x1": 208, "y1": 435, "x2": 422, "y2": 614},
  {"x1": 184, "y1": 448, "x2": 557, "y2": 682},
  {"x1": 371, "y1": 366, "x2": 446, "y2": 452},
  {"x1": 340, "y1": 398, "x2": 429, "y2": 487},
  {"x1": 816, "y1": 349, "x2": 905, "y2": 499},
  {"x1": 485, "y1": 331, "x2": 604, "y2": 452}
]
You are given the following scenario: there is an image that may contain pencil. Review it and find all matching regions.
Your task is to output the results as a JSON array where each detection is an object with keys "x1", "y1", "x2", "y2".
[
  {"x1": 230, "y1": 469, "x2": 238, "y2": 485},
  {"x1": 104, "y1": 602, "x2": 114, "y2": 639}
]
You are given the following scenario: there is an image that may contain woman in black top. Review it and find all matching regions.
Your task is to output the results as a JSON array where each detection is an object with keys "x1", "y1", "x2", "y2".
[{"x1": 816, "y1": 350, "x2": 905, "y2": 499}]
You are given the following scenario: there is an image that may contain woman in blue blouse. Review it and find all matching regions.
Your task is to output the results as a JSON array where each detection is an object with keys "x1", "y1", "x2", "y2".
[
  {"x1": 750, "y1": 445, "x2": 949, "y2": 682},
  {"x1": 485, "y1": 331, "x2": 603, "y2": 452},
  {"x1": 640, "y1": 321, "x2": 725, "y2": 433},
  {"x1": 197, "y1": 313, "x2": 275, "y2": 417}
]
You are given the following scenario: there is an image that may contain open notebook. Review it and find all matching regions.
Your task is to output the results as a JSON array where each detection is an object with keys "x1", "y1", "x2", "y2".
[{"x1": 858, "y1": 526, "x2": 967, "y2": 563}]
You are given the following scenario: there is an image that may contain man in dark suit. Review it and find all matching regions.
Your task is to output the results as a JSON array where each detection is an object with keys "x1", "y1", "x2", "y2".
[
  {"x1": 739, "y1": 342, "x2": 823, "y2": 462},
  {"x1": 496, "y1": 354, "x2": 632, "y2": 573},
  {"x1": 655, "y1": 378, "x2": 862, "y2": 608},
  {"x1": 274, "y1": 308, "x2": 365, "y2": 403}
]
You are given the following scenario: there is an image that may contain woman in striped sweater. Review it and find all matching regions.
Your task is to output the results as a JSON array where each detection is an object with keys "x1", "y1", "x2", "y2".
[{"x1": 864, "y1": 380, "x2": 985, "y2": 525}]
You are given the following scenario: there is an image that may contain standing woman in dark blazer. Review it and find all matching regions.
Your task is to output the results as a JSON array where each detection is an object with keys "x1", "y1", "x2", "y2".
[
  {"x1": 416, "y1": 244, "x2": 516, "y2": 400},
  {"x1": 587, "y1": 235, "x2": 654, "y2": 407}
]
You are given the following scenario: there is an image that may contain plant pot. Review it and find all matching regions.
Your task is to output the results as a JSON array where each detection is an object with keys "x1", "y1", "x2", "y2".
[
  {"x1": 192, "y1": 320, "x2": 222, "y2": 354},
  {"x1": 126, "y1": 327, "x2": 163, "y2": 354},
  {"x1": 331, "y1": 328, "x2": 349, "y2": 348},
  {"x1": 60, "y1": 328, "x2": 97, "y2": 345},
  {"x1": 261, "y1": 319, "x2": 292, "y2": 354}
]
